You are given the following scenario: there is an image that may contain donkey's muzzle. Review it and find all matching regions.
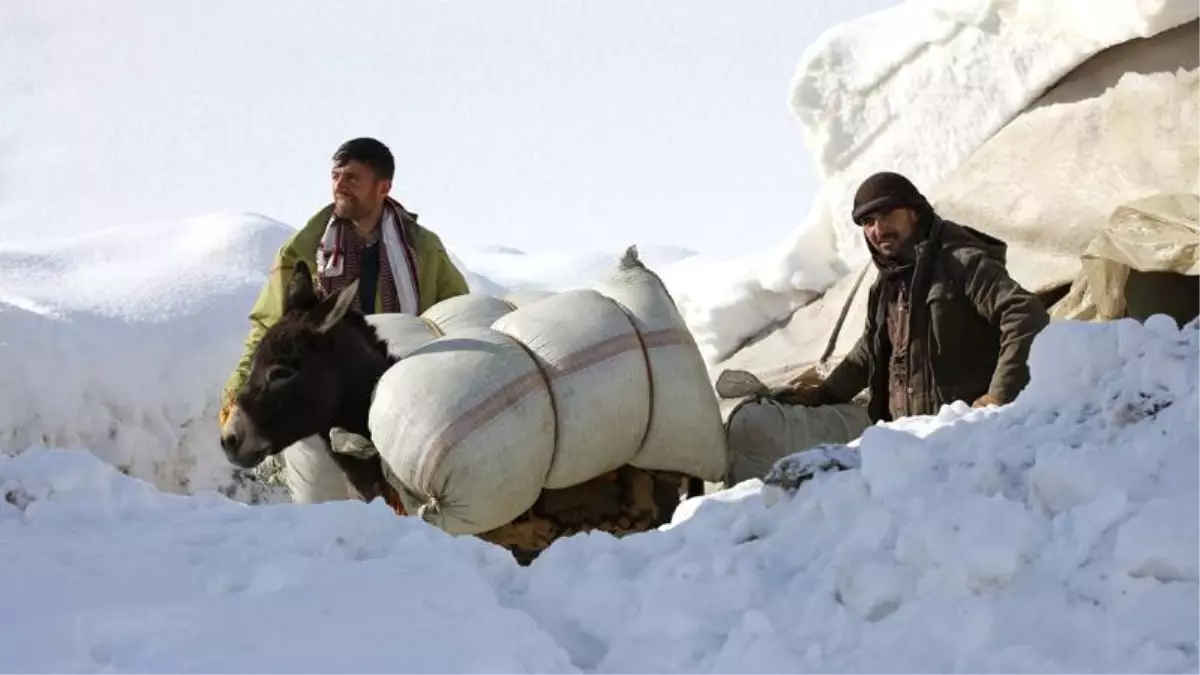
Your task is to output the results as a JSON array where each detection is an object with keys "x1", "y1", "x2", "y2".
[{"x1": 219, "y1": 406, "x2": 269, "y2": 468}]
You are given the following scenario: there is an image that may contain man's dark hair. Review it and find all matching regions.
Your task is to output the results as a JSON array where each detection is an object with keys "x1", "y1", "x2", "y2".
[{"x1": 332, "y1": 137, "x2": 395, "y2": 181}]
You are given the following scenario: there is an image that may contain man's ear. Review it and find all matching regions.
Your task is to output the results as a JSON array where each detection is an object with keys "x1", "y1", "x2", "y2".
[
  {"x1": 285, "y1": 261, "x2": 320, "y2": 313},
  {"x1": 313, "y1": 278, "x2": 360, "y2": 334}
]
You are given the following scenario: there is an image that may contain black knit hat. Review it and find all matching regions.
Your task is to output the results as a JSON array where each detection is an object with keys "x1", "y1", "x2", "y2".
[{"x1": 851, "y1": 172, "x2": 931, "y2": 225}]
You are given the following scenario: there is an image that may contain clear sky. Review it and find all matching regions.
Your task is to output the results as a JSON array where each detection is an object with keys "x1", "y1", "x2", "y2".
[{"x1": 1, "y1": 0, "x2": 895, "y2": 256}]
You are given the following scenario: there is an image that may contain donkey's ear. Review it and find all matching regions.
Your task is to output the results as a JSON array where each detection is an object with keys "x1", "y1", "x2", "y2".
[
  {"x1": 314, "y1": 278, "x2": 360, "y2": 334},
  {"x1": 286, "y1": 261, "x2": 320, "y2": 313}
]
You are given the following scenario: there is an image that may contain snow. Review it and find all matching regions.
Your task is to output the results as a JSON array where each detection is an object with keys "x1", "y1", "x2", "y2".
[
  {"x1": 1, "y1": 0, "x2": 1197, "y2": 670},
  {"x1": 671, "y1": 0, "x2": 1200, "y2": 365},
  {"x1": 0, "y1": 214, "x2": 297, "y2": 501},
  {"x1": 2, "y1": 317, "x2": 1196, "y2": 672}
]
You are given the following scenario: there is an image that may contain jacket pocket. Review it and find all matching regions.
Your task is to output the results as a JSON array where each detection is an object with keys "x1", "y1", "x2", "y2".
[{"x1": 926, "y1": 283, "x2": 957, "y2": 361}]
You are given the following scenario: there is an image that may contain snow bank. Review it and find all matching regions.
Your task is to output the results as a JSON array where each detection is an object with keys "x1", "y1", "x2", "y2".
[
  {"x1": 0, "y1": 214, "x2": 295, "y2": 501},
  {"x1": 0, "y1": 449, "x2": 573, "y2": 674},
  {"x1": 788, "y1": 0, "x2": 1196, "y2": 266},
  {"x1": 2, "y1": 317, "x2": 1195, "y2": 672},
  {"x1": 673, "y1": 0, "x2": 1199, "y2": 366}
]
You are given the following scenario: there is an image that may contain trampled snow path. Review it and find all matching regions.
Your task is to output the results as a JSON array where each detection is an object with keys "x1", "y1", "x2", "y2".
[{"x1": 2, "y1": 317, "x2": 1196, "y2": 673}]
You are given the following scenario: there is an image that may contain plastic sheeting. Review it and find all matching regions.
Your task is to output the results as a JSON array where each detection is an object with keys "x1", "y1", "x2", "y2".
[{"x1": 1052, "y1": 193, "x2": 1200, "y2": 322}]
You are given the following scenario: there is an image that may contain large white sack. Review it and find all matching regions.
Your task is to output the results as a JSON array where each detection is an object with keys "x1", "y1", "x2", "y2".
[
  {"x1": 365, "y1": 294, "x2": 518, "y2": 359},
  {"x1": 492, "y1": 289, "x2": 651, "y2": 489},
  {"x1": 365, "y1": 314, "x2": 443, "y2": 359},
  {"x1": 725, "y1": 399, "x2": 872, "y2": 486},
  {"x1": 370, "y1": 248, "x2": 727, "y2": 535},
  {"x1": 281, "y1": 435, "x2": 352, "y2": 504},
  {"x1": 421, "y1": 293, "x2": 517, "y2": 333},
  {"x1": 592, "y1": 249, "x2": 729, "y2": 481},
  {"x1": 370, "y1": 327, "x2": 557, "y2": 534}
]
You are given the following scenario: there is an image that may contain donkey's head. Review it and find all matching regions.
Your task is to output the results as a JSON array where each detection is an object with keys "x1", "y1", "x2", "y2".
[{"x1": 220, "y1": 261, "x2": 394, "y2": 469}]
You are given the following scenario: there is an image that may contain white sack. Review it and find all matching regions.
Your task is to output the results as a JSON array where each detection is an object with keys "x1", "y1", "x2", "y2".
[
  {"x1": 725, "y1": 399, "x2": 872, "y2": 486},
  {"x1": 491, "y1": 289, "x2": 651, "y2": 489},
  {"x1": 370, "y1": 247, "x2": 729, "y2": 535},
  {"x1": 371, "y1": 327, "x2": 557, "y2": 534},
  {"x1": 421, "y1": 293, "x2": 517, "y2": 334},
  {"x1": 592, "y1": 249, "x2": 729, "y2": 481},
  {"x1": 282, "y1": 435, "x2": 352, "y2": 504},
  {"x1": 365, "y1": 314, "x2": 443, "y2": 359},
  {"x1": 365, "y1": 294, "x2": 519, "y2": 359}
]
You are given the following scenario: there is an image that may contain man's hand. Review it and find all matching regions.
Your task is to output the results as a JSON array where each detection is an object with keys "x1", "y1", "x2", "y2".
[
  {"x1": 972, "y1": 393, "x2": 1003, "y2": 408},
  {"x1": 770, "y1": 382, "x2": 828, "y2": 407}
]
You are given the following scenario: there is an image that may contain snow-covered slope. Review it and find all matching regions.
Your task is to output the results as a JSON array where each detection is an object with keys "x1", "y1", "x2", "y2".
[
  {"x1": 3, "y1": 317, "x2": 1195, "y2": 672},
  {"x1": 673, "y1": 0, "x2": 1200, "y2": 365},
  {"x1": 0, "y1": 214, "x2": 295, "y2": 500}
]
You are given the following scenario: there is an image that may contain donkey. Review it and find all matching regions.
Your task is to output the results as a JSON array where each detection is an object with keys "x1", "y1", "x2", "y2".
[{"x1": 218, "y1": 260, "x2": 399, "y2": 503}]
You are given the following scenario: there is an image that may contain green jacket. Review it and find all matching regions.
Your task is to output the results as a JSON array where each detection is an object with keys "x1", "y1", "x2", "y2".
[
  {"x1": 220, "y1": 203, "x2": 469, "y2": 420},
  {"x1": 822, "y1": 216, "x2": 1049, "y2": 422}
]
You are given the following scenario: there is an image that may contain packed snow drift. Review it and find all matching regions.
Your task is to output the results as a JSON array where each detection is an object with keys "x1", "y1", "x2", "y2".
[
  {"x1": 0, "y1": 214, "x2": 298, "y2": 501},
  {"x1": 3, "y1": 317, "x2": 1196, "y2": 672},
  {"x1": 670, "y1": 0, "x2": 1200, "y2": 364}
]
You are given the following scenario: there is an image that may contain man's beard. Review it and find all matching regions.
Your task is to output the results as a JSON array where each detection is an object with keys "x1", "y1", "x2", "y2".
[
  {"x1": 334, "y1": 195, "x2": 370, "y2": 220},
  {"x1": 868, "y1": 233, "x2": 919, "y2": 267},
  {"x1": 874, "y1": 236, "x2": 901, "y2": 258}
]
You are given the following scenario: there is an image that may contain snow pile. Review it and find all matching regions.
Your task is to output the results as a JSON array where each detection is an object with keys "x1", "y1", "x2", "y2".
[
  {"x1": 0, "y1": 449, "x2": 573, "y2": 674},
  {"x1": 2, "y1": 317, "x2": 1195, "y2": 672},
  {"x1": 0, "y1": 214, "x2": 297, "y2": 501},
  {"x1": 672, "y1": 0, "x2": 1199, "y2": 365}
]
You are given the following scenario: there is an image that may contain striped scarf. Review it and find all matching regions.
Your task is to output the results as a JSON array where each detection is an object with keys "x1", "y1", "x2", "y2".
[{"x1": 316, "y1": 199, "x2": 422, "y2": 314}]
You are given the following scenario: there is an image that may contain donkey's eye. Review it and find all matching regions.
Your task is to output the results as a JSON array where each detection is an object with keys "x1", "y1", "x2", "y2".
[{"x1": 265, "y1": 365, "x2": 297, "y2": 384}]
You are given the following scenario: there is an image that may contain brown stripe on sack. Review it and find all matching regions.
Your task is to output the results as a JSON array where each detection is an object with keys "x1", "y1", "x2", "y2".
[{"x1": 415, "y1": 326, "x2": 692, "y2": 497}]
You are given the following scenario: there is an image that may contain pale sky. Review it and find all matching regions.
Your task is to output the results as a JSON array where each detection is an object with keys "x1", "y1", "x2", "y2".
[{"x1": 1, "y1": 0, "x2": 895, "y2": 256}]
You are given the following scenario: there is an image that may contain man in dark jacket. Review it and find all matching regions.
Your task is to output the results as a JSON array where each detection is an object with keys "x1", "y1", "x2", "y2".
[{"x1": 782, "y1": 172, "x2": 1050, "y2": 422}]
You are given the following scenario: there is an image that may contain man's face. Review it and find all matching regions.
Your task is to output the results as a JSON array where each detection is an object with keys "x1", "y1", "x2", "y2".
[
  {"x1": 862, "y1": 207, "x2": 919, "y2": 259},
  {"x1": 331, "y1": 160, "x2": 391, "y2": 220}
]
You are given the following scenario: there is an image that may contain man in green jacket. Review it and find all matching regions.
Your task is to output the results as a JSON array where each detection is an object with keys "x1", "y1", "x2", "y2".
[
  {"x1": 779, "y1": 171, "x2": 1050, "y2": 422},
  {"x1": 219, "y1": 137, "x2": 469, "y2": 428}
]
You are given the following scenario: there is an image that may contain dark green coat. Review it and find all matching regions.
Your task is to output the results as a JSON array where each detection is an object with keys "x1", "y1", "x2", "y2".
[{"x1": 822, "y1": 216, "x2": 1050, "y2": 422}]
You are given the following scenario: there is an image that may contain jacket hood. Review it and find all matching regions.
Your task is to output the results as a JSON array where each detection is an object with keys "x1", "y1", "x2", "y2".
[{"x1": 935, "y1": 217, "x2": 1008, "y2": 265}]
